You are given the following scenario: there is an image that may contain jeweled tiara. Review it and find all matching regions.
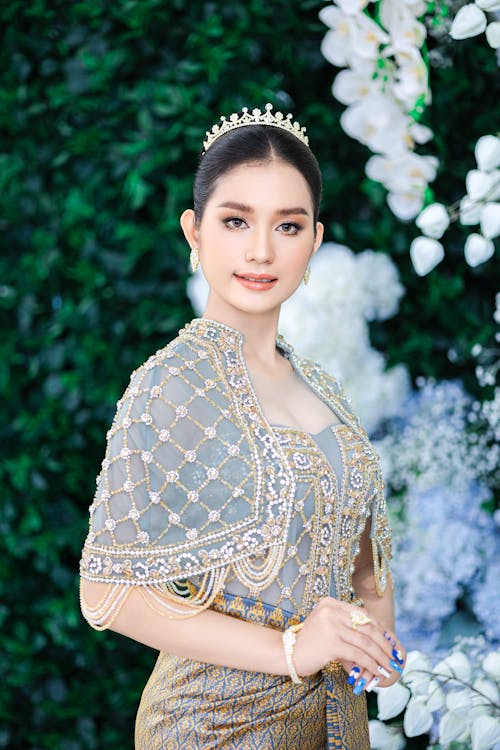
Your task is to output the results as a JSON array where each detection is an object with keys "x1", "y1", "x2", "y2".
[{"x1": 202, "y1": 103, "x2": 309, "y2": 153}]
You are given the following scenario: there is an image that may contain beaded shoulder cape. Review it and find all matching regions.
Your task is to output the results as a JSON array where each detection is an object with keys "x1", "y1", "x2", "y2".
[{"x1": 80, "y1": 318, "x2": 392, "y2": 598}]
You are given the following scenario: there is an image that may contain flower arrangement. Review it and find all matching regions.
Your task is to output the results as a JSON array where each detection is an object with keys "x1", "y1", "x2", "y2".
[
  {"x1": 319, "y1": 1, "x2": 499, "y2": 274},
  {"x1": 370, "y1": 638, "x2": 500, "y2": 750}
]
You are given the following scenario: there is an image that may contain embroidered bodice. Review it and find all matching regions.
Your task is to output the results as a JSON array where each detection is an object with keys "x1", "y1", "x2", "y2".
[{"x1": 79, "y1": 318, "x2": 392, "y2": 628}]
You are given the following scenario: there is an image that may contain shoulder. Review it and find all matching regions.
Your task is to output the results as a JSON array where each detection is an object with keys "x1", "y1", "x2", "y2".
[{"x1": 125, "y1": 326, "x2": 221, "y2": 390}]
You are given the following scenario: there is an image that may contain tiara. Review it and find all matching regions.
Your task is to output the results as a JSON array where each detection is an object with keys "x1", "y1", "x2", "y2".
[{"x1": 202, "y1": 103, "x2": 309, "y2": 153}]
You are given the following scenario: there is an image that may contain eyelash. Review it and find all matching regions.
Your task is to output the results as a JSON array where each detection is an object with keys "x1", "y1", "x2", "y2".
[{"x1": 222, "y1": 217, "x2": 303, "y2": 234}]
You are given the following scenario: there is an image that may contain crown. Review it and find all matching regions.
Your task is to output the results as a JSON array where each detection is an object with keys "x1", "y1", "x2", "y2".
[{"x1": 202, "y1": 103, "x2": 309, "y2": 153}]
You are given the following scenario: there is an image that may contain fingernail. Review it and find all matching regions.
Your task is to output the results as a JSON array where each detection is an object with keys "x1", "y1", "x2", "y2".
[
  {"x1": 389, "y1": 659, "x2": 404, "y2": 673},
  {"x1": 353, "y1": 678, "x2": 366, "y2": 696},
  {"x1": 392, "y1": 648, "x2": 404, "y2": 664},
  {"x1": 377, "y1": 665, "x2": 391, "y2": 678},
  {"x1": 365, "y1": 677, "x2": 380, "y2": 692},
  {"x1": 347, "y1": 666, "x2": 361, "y2": 685},
  {"x1": 384, "y1": 631, "x2": 396, "y2": 647}
]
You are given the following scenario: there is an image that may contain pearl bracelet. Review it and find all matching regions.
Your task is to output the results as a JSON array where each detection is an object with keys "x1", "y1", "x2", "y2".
[{"x1": 282, "y1": 622, "x2": 304, "y2": 684}]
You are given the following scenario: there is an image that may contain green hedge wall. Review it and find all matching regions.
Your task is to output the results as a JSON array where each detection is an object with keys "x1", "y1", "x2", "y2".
[{"x1": 1, "y1": 1, "x2": 497, "y2": 747}]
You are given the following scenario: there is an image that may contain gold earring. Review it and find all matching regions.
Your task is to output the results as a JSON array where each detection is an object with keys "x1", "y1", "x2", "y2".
[
  {"x1": 190, "y1": 247, "x2": 200, "y2": 272},
  {"x1": 303, "y1": 266, "x2": 311, "y2": 285}
]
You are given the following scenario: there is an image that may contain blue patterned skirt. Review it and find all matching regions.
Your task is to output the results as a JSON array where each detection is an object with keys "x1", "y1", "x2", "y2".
[{"x1": 135, "y1": 593, "x2": 369, "y2": 749}]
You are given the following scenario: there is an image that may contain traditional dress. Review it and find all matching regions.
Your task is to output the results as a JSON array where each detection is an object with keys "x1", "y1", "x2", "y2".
[{"x1": 80, "y1": 318, "x2": 393, "y2": 749}]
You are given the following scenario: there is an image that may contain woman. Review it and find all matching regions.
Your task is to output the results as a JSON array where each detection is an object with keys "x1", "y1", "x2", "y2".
[{"x1": 80, "y1": 104, "x2": 406, "y2": 749}]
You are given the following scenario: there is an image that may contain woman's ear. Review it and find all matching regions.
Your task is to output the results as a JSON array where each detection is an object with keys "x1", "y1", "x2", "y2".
[
  {"x1": 312, "y1": 222, "x2": 324, "y2": 255},
  {"x1": 180, "y1": 209, "x2": 199, "y2": 250}
]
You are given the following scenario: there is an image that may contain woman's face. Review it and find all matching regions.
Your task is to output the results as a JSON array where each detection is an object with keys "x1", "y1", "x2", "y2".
[{"x1": 181, "y1": 159, "x2": 323, "y2": 326}]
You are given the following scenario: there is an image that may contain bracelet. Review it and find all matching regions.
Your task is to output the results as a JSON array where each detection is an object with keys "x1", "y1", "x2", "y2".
[{"x1": 282, "y1": 622, "x2": 304, "y2": 684}]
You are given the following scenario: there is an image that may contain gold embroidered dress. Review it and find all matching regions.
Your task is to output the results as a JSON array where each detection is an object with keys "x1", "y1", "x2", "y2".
[{"x1": 80, "y1": 318, "x2": 392, "y2": 750}]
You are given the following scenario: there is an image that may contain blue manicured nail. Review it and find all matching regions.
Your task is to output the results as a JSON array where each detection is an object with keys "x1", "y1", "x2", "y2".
[
  {"x1": 389, "y1": 659, "x2": 403, "y2": 673},
  {"x1": 392, "y1": 648, "x2": 404, "y2": 664},
  {"x1": 384, "y1": 631, "x2": 396, "y2": 647},
  {"x1": 347, "y1": 666, "x2": 361, "y2": 685},
  {"x1": 353, "y1": 678, "x2": 366, "y2": 696}
]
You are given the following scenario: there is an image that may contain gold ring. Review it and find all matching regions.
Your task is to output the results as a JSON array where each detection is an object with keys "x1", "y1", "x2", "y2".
[{"x1": 351, "y1": 610, "x2": 372, "y2": 630}]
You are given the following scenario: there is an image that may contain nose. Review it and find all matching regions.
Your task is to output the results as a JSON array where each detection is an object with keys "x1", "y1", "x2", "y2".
[{"x1": 245, "y1": 226, "x2": 275, "y2": 264}]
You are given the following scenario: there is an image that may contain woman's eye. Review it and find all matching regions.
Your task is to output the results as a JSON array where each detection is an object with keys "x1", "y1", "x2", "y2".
[
  {"x1": 224, "y1": 217, "x2": 246, "y2": 229},
  {"x1": 279, "y1": 222, "x2": 300, "y2": 235}
]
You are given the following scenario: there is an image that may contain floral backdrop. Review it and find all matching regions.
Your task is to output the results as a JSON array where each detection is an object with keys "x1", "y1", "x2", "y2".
[
  {"x1": 1, "y1": 0, "x2": 498, "y2": 748},
  {"x1": 188, "y1": 3, "x2": 500, "y2": 748}
]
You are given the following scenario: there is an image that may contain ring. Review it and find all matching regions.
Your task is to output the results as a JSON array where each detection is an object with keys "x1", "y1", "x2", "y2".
[{"x1": 351, "y1": 610, "x2": 372, "y2": 630}]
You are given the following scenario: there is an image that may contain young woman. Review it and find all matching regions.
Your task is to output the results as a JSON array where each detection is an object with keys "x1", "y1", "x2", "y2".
[{"x1": 80, "y1": 104, "x2": 406, "y2": 749}]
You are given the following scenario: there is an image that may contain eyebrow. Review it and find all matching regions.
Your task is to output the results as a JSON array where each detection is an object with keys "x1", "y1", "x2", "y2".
[{"x1": 216, "y1": 201, "x2": 310, "y2": 217}]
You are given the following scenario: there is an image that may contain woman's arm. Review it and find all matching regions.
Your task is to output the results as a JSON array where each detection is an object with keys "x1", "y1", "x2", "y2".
[
  {"x1": 81, "y1": 578, "x2": 401, "y2": 686},
  {"x1": 351, "y1": 522, "x2": 395, "y2": 631}
]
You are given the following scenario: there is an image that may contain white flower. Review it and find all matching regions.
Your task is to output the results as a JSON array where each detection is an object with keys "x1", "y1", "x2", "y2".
[
  {"x1": 450, "y1": 4, "x2": 487, "y2": 39},
  {"x1": 320, "y1": 7, "x2": 384, "y2": 67},
  {"x1": 439, "y1": 711, "x2": 468, "y2": 745},
  {"x1": 426, "y1": 679, "x2": 445, "y2": 711},
  {"x1": 369, "y1": 720, "x2": 406, "y2": 750},
  {"x1": 379, "y1": 0, "x2": 427, "y2": 51},
  {"x1": 410, "y1": 237, "x2": 445, "y2": 276},
  {"x1": 460, "y1": 195, "x2": 482, "y2": 225},
  {"x1": 377, "y1": 681, "x2": 411, "y2": 720},
  {"x1": 486, "y1": 20, "x2": 500, "y2": 47},
  {"x1": 410, "y1": 122, "x2": 433, "y2": 144},
  {"x1": 475, "y1": 0, "x2": 500, "y2": 10},
  {"x1": 480, "y1": 202, "x2": 500, "y2": 239},
  {"x1": 464, "y1": 233, "x2": 495, "y2": 267},
  {"x1": 415, "y1": 203, "x2": 450, "y2": 238},
  {"x1": 475, "y1": 135, "x2": 500, "y2": 172},
  {"x1": 341, "y1": 95, "x2": 409, "y2": 154},
  {"x1": 392, "y1": 48, "x2": 429, "y2": 109},
  {"x1": 435, "y1": 651, "x2": 472, "y2": 682},
  {"x1": 466, "y1": 169, "x2": 497, "y2": 201},
  {"x1": 332, "y1": 66, "x2": 379, "y2": 105},
  {"x1": 335, "y1": 0, "x2": 370, "y2": 14},
  {"x1": 388, "y1": 190, "x2": 426, "y2": 220},
  {"x1": 403, "y1": 697, "x2": 433, "y2": 737},
  {"x1": 471, "y1": 715, "x2": 500, "y2": 750},
  {"x1": 482, "y1": 651, "x2": 500, "y2": 681}
]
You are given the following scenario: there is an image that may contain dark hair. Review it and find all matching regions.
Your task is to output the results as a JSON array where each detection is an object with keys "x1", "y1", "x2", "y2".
[{"x1": 193, "y1": 122, "x2": 322, "y2": 225}]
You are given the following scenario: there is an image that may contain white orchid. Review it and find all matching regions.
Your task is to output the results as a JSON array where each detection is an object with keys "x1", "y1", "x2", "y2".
[
  {"x1": 320, "y1": 6, "x2": 389, "y2": 67},
  {"x1": 392, "y1": 48, "x2": 430, "y2": 109},
  {"x1": 415, "y1": 202, "x2": 450, "y2": 238},
  {"x1": 450, "y1": 4, "x2": 488, "y2": 39},
  {"x1": 331, "y1": 66, "x2": 380, "y2": 106},
  {"x1": 341, "y1": 94, "x2": 410, "y2": 154},
  {"x1": 379, "y1": 0, "x2": 427, "y2": 51}
]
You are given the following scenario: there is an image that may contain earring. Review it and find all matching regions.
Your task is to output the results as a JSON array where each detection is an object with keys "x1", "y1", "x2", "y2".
[
  {"x1": 190, "y1": 247, "x2": 200, "y2": 272},
  {"x1": 303, "y1": 266, "x2": 311, "y2": 285}
]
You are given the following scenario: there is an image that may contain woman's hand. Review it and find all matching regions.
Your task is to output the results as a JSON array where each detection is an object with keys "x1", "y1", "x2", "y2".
[{"x1": 292, "y1": 597, "x2": 406, "y2": 694}]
